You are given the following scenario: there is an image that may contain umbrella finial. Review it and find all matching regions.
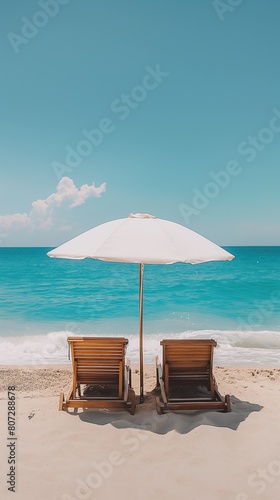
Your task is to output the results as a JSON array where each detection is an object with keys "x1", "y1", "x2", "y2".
[{"x1": 129, "y1": 213, "x2": 156, "y2": 219}]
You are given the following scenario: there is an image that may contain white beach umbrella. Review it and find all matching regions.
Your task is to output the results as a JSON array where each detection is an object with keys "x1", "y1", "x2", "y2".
[{"x1": 47, "y1": 213, "x2": 234, "y2": 402}]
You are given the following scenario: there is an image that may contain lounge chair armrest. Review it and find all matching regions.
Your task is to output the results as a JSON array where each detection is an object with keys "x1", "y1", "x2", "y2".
[
  {"x1": 124, "y1": 363, "x2": 133, "y2": 400},
  {"x1": 156, "y1": 361, "x2": 167, "y2": 404},
  {"x1": 156, "y1": 356, "x2": 160, "y2": 386},
  {"x1": 125, "y1": 360, "x2": 132, "y2": 388},
  {"x1": 157, "y1": 361, "x2": 163, "y2": 380},
  {"x1": 126, "y1": 358, "x2": 131, "y2": 368}
]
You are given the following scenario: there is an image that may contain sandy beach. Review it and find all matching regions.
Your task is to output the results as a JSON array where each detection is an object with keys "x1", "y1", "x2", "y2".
[{"x1": 0, "y1": 364, "x2": 279, "y2": 500}]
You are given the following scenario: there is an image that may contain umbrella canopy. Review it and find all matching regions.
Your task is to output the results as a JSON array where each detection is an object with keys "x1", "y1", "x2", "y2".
[{"x1": 48, "y1": 213, "x2": 234, "y2": 401}]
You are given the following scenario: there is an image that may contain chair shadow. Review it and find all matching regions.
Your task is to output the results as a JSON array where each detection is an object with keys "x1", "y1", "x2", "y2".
[{"x1": 66, "y1": 388, "x2": 263, "y2": 435}]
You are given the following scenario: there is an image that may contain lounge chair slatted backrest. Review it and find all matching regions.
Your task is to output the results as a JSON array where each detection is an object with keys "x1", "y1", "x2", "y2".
[
  {"x1": 70, "y1": 337, "x2": 127, "y2": 398},
  {"x1": 59, "y1": 337, "x2": 136, "y2": 414},
  {"x1": 156, "y1": 339, "x2": 231, "y2": 414},
  {"x1": 162, "y1": 339, "x2": 215, "y2": 399}
]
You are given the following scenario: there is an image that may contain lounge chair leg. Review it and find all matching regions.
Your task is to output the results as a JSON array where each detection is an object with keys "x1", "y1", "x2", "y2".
[
  {"x1": 225, "y1": 394, "x2": 231, "y2": 413},
  {"x1": 59, "y1": 392, "x2": 64, "y2": 411},
  {"x1": 155, "y1": 396, "x2": 163, "y2": 415},
  {"x1": 128, "y1": 388, "x2": 136, "y2": 415}
]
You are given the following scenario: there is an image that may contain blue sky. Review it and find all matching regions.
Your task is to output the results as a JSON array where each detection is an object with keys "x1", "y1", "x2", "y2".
[{"x1": 1, "y1": 0, "x2": 280, "y2": 246}]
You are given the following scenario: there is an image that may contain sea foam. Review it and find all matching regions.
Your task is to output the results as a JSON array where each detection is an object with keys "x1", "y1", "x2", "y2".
[{"x1": 0, "y1": 329, "x2": 279, "y2": 367}]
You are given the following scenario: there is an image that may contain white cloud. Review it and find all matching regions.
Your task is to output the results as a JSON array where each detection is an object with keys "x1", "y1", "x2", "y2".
[
  {"x1": 0, "y1": 212, "x2": 30, "y2": 229},
  {"x1": 0, "y1": 177, "x2": 106, "y2": 231},
  {"x1": 43, "y1": 176, "x2": 106, "y2": 208}
]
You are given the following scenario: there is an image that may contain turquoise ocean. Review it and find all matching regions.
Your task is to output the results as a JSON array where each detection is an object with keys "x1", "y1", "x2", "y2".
[{"x1": 0, "y1": 247, "x2": 279, "y2": 366}]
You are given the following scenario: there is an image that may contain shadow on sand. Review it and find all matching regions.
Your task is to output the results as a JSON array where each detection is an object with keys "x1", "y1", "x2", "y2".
[{"x1": 65, "y1": 388, "x2": 263, "y2": 435}]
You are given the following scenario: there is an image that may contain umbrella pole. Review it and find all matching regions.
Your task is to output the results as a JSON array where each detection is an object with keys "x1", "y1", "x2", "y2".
[{"x1": 139, "y1": 263, "x2": 144, "y2": 403}]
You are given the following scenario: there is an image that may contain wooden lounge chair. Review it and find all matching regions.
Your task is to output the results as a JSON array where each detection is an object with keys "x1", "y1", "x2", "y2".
[
  {"x1": 59, "y1": 337, "x2": 136, "y2": 415},
  {"x1": 156, "y1": 339, "x2": 231, "y2": 414}
]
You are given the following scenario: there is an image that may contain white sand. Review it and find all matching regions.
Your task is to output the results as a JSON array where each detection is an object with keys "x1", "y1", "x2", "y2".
[{"x1": 0, "y1": 365, "x2": 280, "y2": 500}]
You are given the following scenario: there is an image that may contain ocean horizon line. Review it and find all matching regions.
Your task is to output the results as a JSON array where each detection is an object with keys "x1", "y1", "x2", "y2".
[{"x1": 1, "y1": 245, "x2": 280, "y2": 249}]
